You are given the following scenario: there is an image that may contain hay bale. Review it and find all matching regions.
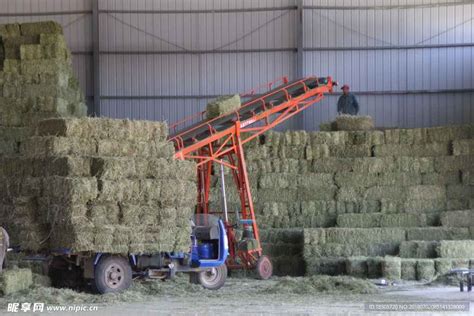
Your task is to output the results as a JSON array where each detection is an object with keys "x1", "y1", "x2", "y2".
[
  {"x1": 0, "y1": 268, "x2": 33, "y2": 295},
  {"x1": 416, "y1": 259, "x2": 435, "y2": 281},
  {"x1": 446, "y1": 185, "x2": 474, "y2": 200},
  {"x1": 396, "y1": 157, "x2": 434, "y2": 173},
  {"x1": 399, "y1": 241, "x2": 439, "y2": 258},
  {"x1": 335, "y1": 115, "x2": 374, "y2": 131},
  {"x1": 437, "y1": 240, "x2": 474, "y2": 258},
  {"x1": 0, "y1": 23, "x2": 21, "y2": 38},
  {"x1": 380, "y1": 214, "x2": 427, "y2": 227},
  {"x1": 440, "y1": 210, "x2": 474, "y2": 227},
  {"x1": 323, "y1": 228, "x2": 406, "y2": 245},
  {"x1": 382, "y1": 256, "x2": 401, "y2": 280},
  {"x1": 305, "y1": 257, "x2": 346, "y2": 276},
  {"x1": 346, "y1": 257, "x2": 368, "y2": 278},
  {"x1": 374, "y1": 143, "x2": 450, "y2": 157},
  {"x1": 329, "y1": 145, "x2": 372, "y2": 158},
  {"x1": 462, "y1": 171, "x2": 474, "y2": 185},
  {"x1": 367, "y1": 257, "x2": 383, "y2": 278},
  {"x1": 422, "y1": 172, "x2": 461, "y2": 185},
  {"x1": 434, "y1": 258, "x2": 453, "y2": 276},
  {"x1": 406, "y1": 227, "x2": 470, "y2": 241},
  {"x1": 337, "y1": 214, "x2": 381, "y2": 228},
  {"x1": 406, "y1": 185, "x2": 446, "y2": 201},
  {"x1": 20, "y1": 21, "x2": 63, "y2": 36},
  {"x1": 434, "y1": 156, "x2": 474, "y2": 173},
  {"x1": 452, "y1": 139, "x2": 474, "y2": 156},
  {"x1": 206, "y1": 95, "x2": 241, "y2": 119},
  {"x1": 401, "y1": 258, "x2": 417, "y2": 280}
]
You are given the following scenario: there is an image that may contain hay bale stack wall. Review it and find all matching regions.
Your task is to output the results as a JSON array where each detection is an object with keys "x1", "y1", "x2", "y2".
[
  {"x1": 211, "y1": 124, "x2": 474, "y2": 277},
  {"x1": 0, "y1": 22, "x2": 196, "y2": 254}
]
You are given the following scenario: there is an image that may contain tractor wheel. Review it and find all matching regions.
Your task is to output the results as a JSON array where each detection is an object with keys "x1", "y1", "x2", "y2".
[
  {"x1": 197, "y1": 264, "x2": 227, "y2": 290},
  {"x1": 94, "y1": 256, "x2": 132, "y2": 294},
  {"x1": 255, "y1": 255, "x2": 272, "y2": 280}
]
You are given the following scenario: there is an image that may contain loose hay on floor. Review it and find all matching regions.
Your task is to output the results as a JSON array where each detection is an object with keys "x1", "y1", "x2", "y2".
[{"x1": 266, "y1": 275, "x2": 378, "y2": 294}]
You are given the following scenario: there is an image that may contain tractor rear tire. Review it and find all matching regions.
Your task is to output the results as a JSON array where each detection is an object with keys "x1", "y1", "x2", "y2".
[
  {"x1": 197, "y1": 264, "x2": 227, "y2": 290},
  {"x1": 255, "y1": 255, "x2": 273, "y2": 280},
  {"x1": 94, "y1": 256, "x2": 132, "y2": 294}
]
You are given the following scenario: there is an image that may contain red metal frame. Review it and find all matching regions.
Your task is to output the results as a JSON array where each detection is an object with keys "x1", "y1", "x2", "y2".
[{"x1": 169, "y1": 76, "x2": 336, "y2": 270}]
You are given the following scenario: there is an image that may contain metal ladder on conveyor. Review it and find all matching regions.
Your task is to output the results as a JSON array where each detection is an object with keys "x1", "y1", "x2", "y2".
[{"x1": 168, "y1": 76, "x2": 337, "y2": 276}]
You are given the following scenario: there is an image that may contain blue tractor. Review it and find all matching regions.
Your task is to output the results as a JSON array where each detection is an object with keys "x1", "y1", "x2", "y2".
[{"x1": 44, "y1": 214, "x2": 228, "y2": 293}]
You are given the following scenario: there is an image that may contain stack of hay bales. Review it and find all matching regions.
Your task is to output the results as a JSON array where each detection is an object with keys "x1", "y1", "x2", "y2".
[
  {"x1": 211, "y1": 124, "x2": 474, "y2": 277},
  {"x1": 0, "y1": 118, "x2": 196, "y2": 253},
  {"x1": 0, "y1": 21, "x2": 197, "y2": 255},
  {"x1": 0, "y1": 21, "x2": 87, "y2": 133}
]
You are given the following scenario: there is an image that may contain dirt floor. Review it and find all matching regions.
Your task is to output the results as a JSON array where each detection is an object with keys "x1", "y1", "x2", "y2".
[{"x1": 0, "y1": 276, "x2": 472, "y2": 315}]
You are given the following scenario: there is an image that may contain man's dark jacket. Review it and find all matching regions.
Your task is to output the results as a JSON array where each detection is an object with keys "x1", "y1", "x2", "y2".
[{"x1": 337, "y1": 93, "x2": 359, "y2": 115}]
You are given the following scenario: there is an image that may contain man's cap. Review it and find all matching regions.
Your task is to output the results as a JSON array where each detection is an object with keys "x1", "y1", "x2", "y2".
[{"x1": 341, "y1": 84, "x2": 350, "y2": 90}]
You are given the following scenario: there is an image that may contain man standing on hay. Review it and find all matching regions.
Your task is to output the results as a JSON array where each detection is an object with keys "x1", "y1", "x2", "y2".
[{"x1": 337, "y1": 84, "x2": 359, "y2": 115}]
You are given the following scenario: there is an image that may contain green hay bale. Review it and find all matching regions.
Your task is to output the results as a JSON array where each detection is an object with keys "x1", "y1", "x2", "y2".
[
  {"x1": 434, "y1": 156, "x2": 474, "y2": 173},
  {"x1": 374, "y1": 143, "x2": 449, "y2": 157},
  {"x1": 310, "y1": 131, "x2": 348, "y2": 146},
  {"x1": 260, "y1": 228, "x2": 304, "y2": 244},
  {"x1": 3, "y1": 35, "x2": 39, "y2": 59},
  {"x1": 206, "y1": 94, "x2": 241, "y2": 119},
  {"x1": 404, "y1": 199, "x2": 446, "y2": 215},
  {"x1": 345, "y1": 256, "x2": 368, "y2": 278},
  {"x1": 324, "y1": 227, "x2": 406, "y2": 245},
  {"x1": 43, "y1": 176, "x2": 97, "y2": 204},
  {"x1": 462, "y1": 171, "x2": 474, "y2": 185},
  {"x1": 399, "y1": 241, "x2": 439, "y2": 258},
  {"x1": 267, "y1": 275, "x2": 377, "y2": 294},
  {"x1": 406, "y1": 227, "x2": 470, "y2": 241},
  {"x1": 364, "y1": 186, "x2": 406, "y2": 201},
  {"x1": 0, "y1": 23, "x2": 21, "y2": 38},
  {"x1": 334, "y1": 172, "x2": 378, "y2": 188},
  {"x1": 270, "y1": 256, "x2": 305, "y2": 276},
  {"x1": 434, "y1": 258, "x2": 453, "y2": 276},
  {"x1": 20, "y1": 136, "x2": 97, "y2": 157},
  {"x1": 20, "y1": 44, "x2": 42, "y2": 60},
  {"x1": 452, "y1": 139, "x2": 474, "y2": 156},
  {"x1": 406, "y1": 185, "x2": 446, "y2": 201},
  {"x1": 297, "y1": 173, "x2": 334, "y2": 187},
  {"x1": 0, "y1": 268, "x2": 33, "y2": 295},
  {"x1": 422, "y1": 172, "x2": 461, "y2": 185},
  {"x1": 305, "y1": 257, "x2": 346, "y2": 276},
  {"x1": 335, "y1": 115, "x2": 374, "y2": 131},
  {"x1": 440, "y1": 210, "x2": 474, "y2": 227},
  {"x1": 437, "y1": 240, "x2": 474, "y2": 258},
  {"x1": 380, "y1": 214, "x2": 427, "y2": 227},
  {"x1": 401, "y1": 258, "x2": 417, "y2": 280},
  {"x1": 87, "y1": 203, "x2": 120, "y2": 225},
  {"x1": 337, "y1": 213, "x2": 381, "y2": 228},
  {"x1": 416, "y1": 259, "x2": 435, "y2": 281},
  {"x1": 347, "y1": 130, "x2": 384, "y2": 146},
  {"x1": 20, "y1": 21, "x2": 63, "y2": 36},
  {"x1": 35, "y1": 156, "x2": 91, "y2": 177},
  {"x1": 367, "y1": 257, "x2": 383, "y2": 278},
  {"x1": 446, "y1": 185, "x2": 474, "y2": 200},
  {"x1": 297, "y1": 184, "x2": 337, "y2": 201},
  {"x1": 329, "y1": 144, "x2": 372, "y2": 158},
  {"x1": 382, "y1": 256, "x2": 401, "y2": 280},
  {"x1": 97, "y1": 179, "x2": 141, "y2": 203},
  {"x1": 396, "y1": 157, "x2": 434, "y2": 173}
]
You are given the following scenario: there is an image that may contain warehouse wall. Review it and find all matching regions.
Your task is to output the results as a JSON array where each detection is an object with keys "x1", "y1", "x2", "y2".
[
  {"x1": 0, "y1": 0, "x2": 472, "y2": 130},
  {"x1": 302, "y1": 0, "x2": 474, "y2": 129}
]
